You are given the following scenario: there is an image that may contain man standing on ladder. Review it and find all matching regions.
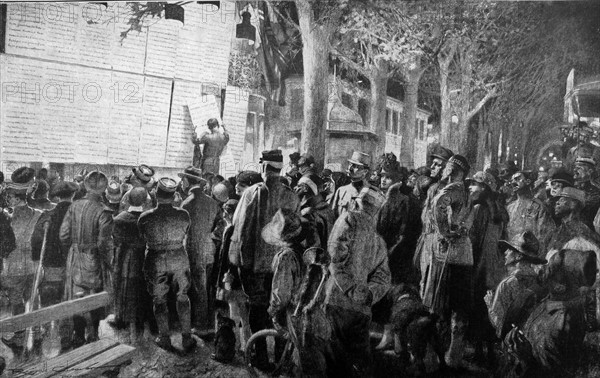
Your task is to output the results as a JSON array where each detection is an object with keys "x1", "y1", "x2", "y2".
[{"x1": 192, "y1": 118, "x2": 230, "y2": 175}]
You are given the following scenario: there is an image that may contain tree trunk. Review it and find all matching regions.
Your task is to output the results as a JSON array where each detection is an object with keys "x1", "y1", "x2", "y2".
[
  {"x1": 401, "y1": 63, "x2": 424, "y2": 168},
  {"x1": 438, "y1": 44, "x2": 455, "y2": 153},
  {"x1": 475, "y1": 112, "x2": 487, "y2": 171},
  {"x1": 297, "y1": 0, "x2": 333, "y2": 171},
  {"x1": 369, "y1": 60, "x2": 389, "y2": 160}
]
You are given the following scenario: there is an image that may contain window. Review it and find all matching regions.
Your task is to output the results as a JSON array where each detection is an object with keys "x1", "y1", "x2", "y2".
[
  {"x1": 392, "y1": 111, "x2": 399, "y2": 135},
  {"x1": 385, "y1": 109, "x2": 391, "y2": 133},
  {"x1": 415, "y1": 119, "x2": 420, "y2": 139},
  {"x1": 290, "y1": 88, "x2": 303, "y2": 120},
  {"x1": 341, "y1": 93, "x2": 353, "y2": 108},
  {"x1": 358, "y1": 98, "x2": 370, "y2": 126},
  {"x1": 420, "y1": 120, "x2": 425, "y2": 140}
]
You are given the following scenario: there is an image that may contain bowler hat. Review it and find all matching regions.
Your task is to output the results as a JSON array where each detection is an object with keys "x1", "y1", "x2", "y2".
[
  {"x1": 178, "y1": 166, "x2": 207, "y2": 185},
  {"x1": 556, "y1": 187, "x2": 586, "y2": 204},
  {"x1": 132, "y1": 164, "x2": 155, "y2": 183},
  {"x1": 84, "y1": 171, "x2": 108, "y2": 193},
  {"x1": 448, "y1": 155, "x2": 470, "y2": 174},
  {"x1": 156, "y1": 177, "x2": 178, "y2": 195},
  {"x1": 430, "y1": 145, "x2": 453, "y2": 162},
  {"x1": 348, "y1": 151, "x2": 370, "y2": 167},
  {"x1": 50, "y1": 181, "x2": 78, "y2": 198},
  {"x1": 498, "y1": 231, "x2": 546, "y2": 264},
  {"x1": 105, "y1": 180, "x2": 122, "y2": 204},
  {"x1": 11, "y1": 167, "x2": 35, "y2": 185},
  {"x1": 466, "y1": 171, "x2": 497, "y2": 191},
  {"x1": 262, "y1": 208, "x2": 303, "y2": 247}
]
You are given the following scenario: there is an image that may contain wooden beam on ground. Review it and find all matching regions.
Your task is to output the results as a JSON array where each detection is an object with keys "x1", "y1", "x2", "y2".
[
  {"x1": 12, "y1": 339, "x2": 118, "y2": 378},
  {"x1": 58, "y1": 344, "x2": 136, "y2": 377},
  {"x1": 0, "y1": 292, "x2": 109, "y2": 333}
]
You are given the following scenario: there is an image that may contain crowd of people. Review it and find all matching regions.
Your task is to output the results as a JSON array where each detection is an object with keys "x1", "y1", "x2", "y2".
[{"x1": 0, "y1": 142, "x2": 599, "y2": 378}]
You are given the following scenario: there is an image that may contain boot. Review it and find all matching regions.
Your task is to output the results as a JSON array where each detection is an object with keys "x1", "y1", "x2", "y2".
[
  {"x1": 375, "y1": 324, "x2": 394, "y2": 350},
  {"x1": 155, "y1": 335, "x2": 173, "y2": 351},
  {"x1": 444, "y1": 316, "x2": 466, "y2": 368},
  {"x1": 182, "y1": 333, "x2": 196, "y2": 354}
]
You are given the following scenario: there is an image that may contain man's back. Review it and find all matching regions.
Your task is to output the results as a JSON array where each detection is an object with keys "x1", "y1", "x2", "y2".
[
  {"x1": 138, "y1": 204, "x2": 189, "y2": 251},
  {"x1": 200, "y1": 131, "x2": 229, "y2": 157}
]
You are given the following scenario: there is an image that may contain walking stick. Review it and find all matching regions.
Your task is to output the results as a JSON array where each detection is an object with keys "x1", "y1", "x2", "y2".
[{"x1": 23, "y1": 221, "x2": 50, "y2": 356}]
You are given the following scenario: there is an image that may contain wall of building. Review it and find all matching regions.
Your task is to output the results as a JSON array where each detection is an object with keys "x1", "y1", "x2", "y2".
[
  {"x1": 269, "y1": 75, "x2": 431, "y2": 170},
  {"x1": 0, "y1": 2, "x2": 237, "y2": 178}
]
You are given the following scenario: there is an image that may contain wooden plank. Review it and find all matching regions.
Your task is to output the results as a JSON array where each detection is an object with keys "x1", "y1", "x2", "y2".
[
  {"x1": 11, "y1": 339, "x2": 118, "y2": 378},
  {"x1": 0, "y1": 292, "x2": 109, "y2": 333},
  {"x1": 59, "y1": 344, "x2": 136, "y2": 377}
]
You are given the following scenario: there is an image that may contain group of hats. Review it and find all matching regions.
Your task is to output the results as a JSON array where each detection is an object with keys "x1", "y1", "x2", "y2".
[{"x1": 429, "y1": 145, "x2": 471, "y2": 174}]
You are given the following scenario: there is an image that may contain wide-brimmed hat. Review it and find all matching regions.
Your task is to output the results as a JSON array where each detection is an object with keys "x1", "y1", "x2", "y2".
[
  {"x1": 448, "y1": 154, "x2": 470, "y2": 174},
  {"x1": 132, "y1": 164, "x2": 155, "y2": 184},
  {"x1": 348, "y1": 151, "x2": 370, "y2": 167},
  {"x1": 498, "y1": 231, "x2": 546, "y2": 264},
  {"x1": 50, "y1": 181, "x2": 78, "y2": 198},
  {"x1": 156, "y1": 177, "x2": 178, "y2": 196},
  {"x1": 466, "y1": 171, "x2": 497, "y2": 191},
  {"x1": 105, "y1": 180, "x2": 123, "y2": 204},
  {"x1": 261, "y1": 208, "x2": 303, "y2": 247},
  {"x1": 430, "y1": 145, "x2": 453, "y2": 162},
  {"x1": 178, "y1": 166, "x2": 207, "y2": 185},
  {"x1": 84, "y1": 171, "x2": 108, "y2": 193},
  {"x1": 549, "y1": 169, "x2": 574, "y2": 187},
  {"x1": 556, "y1": 187, "x2": 586, "y2": 204}
]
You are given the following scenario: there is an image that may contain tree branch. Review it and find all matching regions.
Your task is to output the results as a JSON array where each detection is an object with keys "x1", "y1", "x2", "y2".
[{"x1": 467, "y1": 87, "x2": 499, "y2": 122}]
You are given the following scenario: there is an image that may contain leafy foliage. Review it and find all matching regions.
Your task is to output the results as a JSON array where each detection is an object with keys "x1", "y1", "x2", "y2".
[{"x1": 120, "y1": 2, "x2": 165, "y2": 41}]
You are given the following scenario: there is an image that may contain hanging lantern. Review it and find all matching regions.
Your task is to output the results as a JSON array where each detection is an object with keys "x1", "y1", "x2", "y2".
[
  {"x1": 236, "y1": 11, "x2": 256, "y2": 41},
  {"x1": 165, "y1": 3, "x2": 185, "y2": 24},
  {"x1": 197, "y1": 1, "x2": 220, "y2": 10}
]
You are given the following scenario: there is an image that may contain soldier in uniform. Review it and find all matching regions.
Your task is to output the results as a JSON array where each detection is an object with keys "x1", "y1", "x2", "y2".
[
  {"x1": 331, "y1": 151, "x2": 376, "y2": 219},
  {"x1": 573, "y1": 157, "x2": 600, "y2": 230},
  {"x1": 413, "y1": 145, "x2": 453, "y2": 296},
  {"x1": 60, "y1": 171, "x2": 113, "y2": 345},
  {"x1": 506, "y1": 171, "x2": 556, "y2": 256},
  {"x1": 421, "y1": 155, "x2": 472, "y2": 368},
  {"x1": 138, "y1": 178, "x2": 196, "y2": 353}
]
